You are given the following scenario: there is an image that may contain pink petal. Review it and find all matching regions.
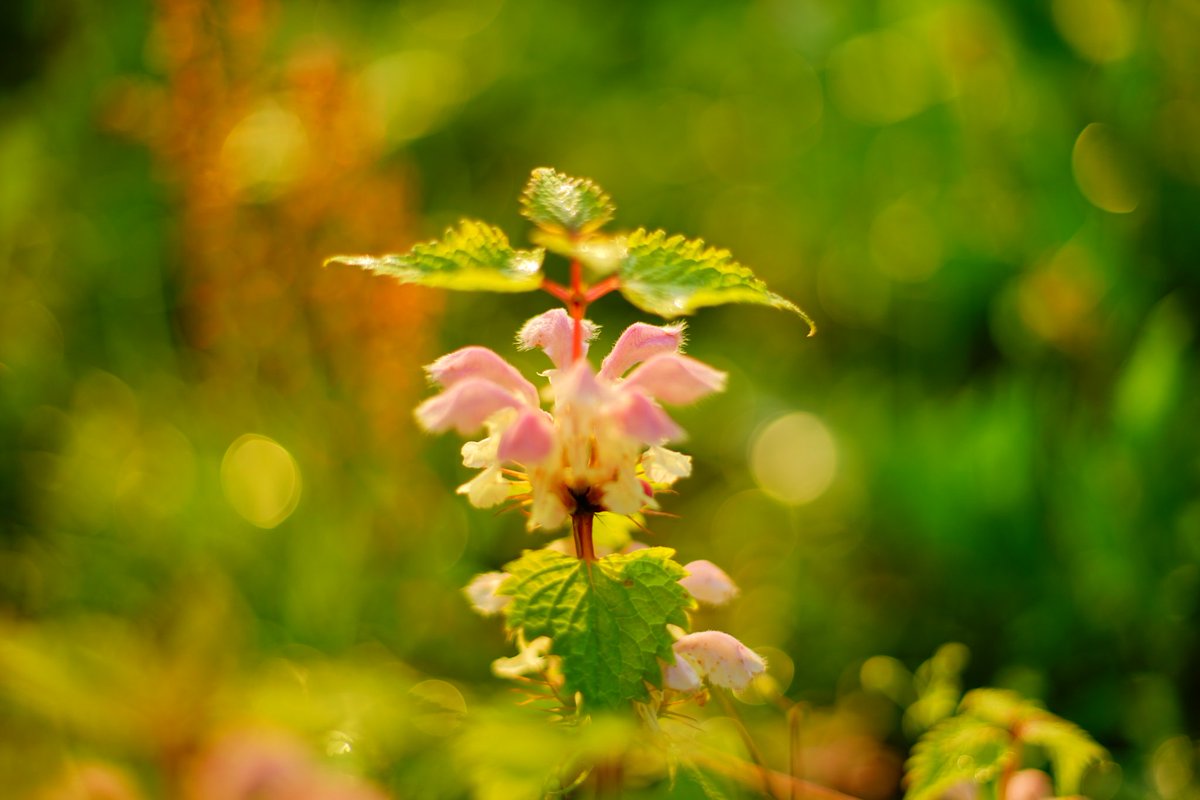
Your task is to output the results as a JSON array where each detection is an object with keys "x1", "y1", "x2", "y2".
[
  {"x1": 425, "y1": 346, "x2": 538, "y2": 406},
  {"x1": 611, "y1": 390, "x2": 683, "y2": 444},
  {"x1": 622, "y1": 353, "x2": 727, "y2": 405},
  {"x1": 673, "y1": 631, "x2": 766, "y2": 691},
  {"x1": 680, "y1": 560, "x2": 740, "y2": 606},
  {"x1": 599, "y1": 322, "x2": 686, "y2": 381},
  {"x1": 497, "y1": 407, "x2": 556, "y2": 464},
  {"x1": 414, "y1": 378, "x2": 523, "y2": 434},
  {"x1": 663, "y1": 652, "x2": 702, "y2": 692},
  {"x1": 517, "y1": 308, "x2": 598, "y2": 369},
  {"x1": 1005, "y1": 770, "x2": 1053, "y2": 800},
  {"x1": 552, "y1": 360, "x2": 610, "y2": 409}
]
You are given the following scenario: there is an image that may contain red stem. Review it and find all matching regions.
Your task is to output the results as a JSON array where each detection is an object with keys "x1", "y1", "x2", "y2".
[
  {"x1": 569, "y1": 260, "x2": 585, "y2": 363},
  {"x1": 572, "y1": 511, "x2": 596, "y2": 561},
  {"x1": 583, "y1": 275, "x2": 620, "y2": 303},
  {"x1": 541, "y1": 278, "x2": 572, "y2": 304}
]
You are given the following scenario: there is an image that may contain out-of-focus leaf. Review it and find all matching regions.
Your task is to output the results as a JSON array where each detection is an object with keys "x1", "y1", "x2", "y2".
[
  {"x1": 530, "y1": 228, "x2": 626, "y2": 275},
  {"x1": 519, "y1": 167, "x2": 615, "y2": 236},
  {"x1": 325, "y1": 220, "x2": 544, "y2": 292},
  {"x1": 500, "y1": 547, "x2": 692, "y2": 710},
  {"x1": 1021, "y1": 715, "x2": 1108, "y2": 796},
  {"x1": 958, "y1": 688, "x2": 1036, "y2": 728},
  {"x1": 617, "y1": 229, "x2": 815, "y2": 332},
  {"x1": 904, "y1": 715, "x2": 1015, "y2": 800},
  {"x1": 960, "y1": 690, "x2": 1108, "y2": 797}
]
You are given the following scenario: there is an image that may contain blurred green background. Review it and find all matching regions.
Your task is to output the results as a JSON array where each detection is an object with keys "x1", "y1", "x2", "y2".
[{"x1": 1, "y1": 0, "x2": 1198, "y2": 797}]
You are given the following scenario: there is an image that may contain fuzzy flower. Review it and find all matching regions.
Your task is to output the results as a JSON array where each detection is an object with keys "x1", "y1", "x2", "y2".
[
  {"x1": 679, "y1": 560, "x2": 739, "y2": 606},
  {"x1": 664, "y1": 630, "x2": 767, "y2": 692},
  {"x1": 415, "y1": 309, "x2": 725, "y2": 530}
]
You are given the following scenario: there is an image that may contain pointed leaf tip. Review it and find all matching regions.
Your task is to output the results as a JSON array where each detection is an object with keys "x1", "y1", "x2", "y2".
[
  {"x1": 616, "y1": 229, "x2": 816, "y2": 333},
  {"x1": 520, "y1": 167, "x2": 615, "y2": 236},
  {"x1": 324, "y1": 220, "x2": 544, "y2": 293}
]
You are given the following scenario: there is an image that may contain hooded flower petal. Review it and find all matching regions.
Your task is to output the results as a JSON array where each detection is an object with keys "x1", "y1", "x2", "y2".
[
  {"x1": 497, "y1": 407, "x2": 555, "y2": 464},
  {"x1": 673, "y1": 631, "x2": 766, "y2": 691},
  {"x1": 679, "y1": 560, "x2": 739, "y2": 606},
  {"x1": 663, "y1": 652, "x2": 703, "y2": 692},
  {"x1": 492, "y1": 636, "x2": 552, "y2": 679},
  {"x1": 425, "y1": 345, "x2": 539, "y2": 406},
  {"x1": 456, "y1": 464, "x2": 511, "y2": 508},
  {"x1": 463, "y1": 571, "x2": 512, "y2": 616},
  {"x1": 599, "y1": 321, "x2": 686, "y2": 381},
  {"x1": 623, "y1": 353, "x2": 727, "y2": 405},
  {"x1": 642, "y1": 445, "x2": 692, "y2": 485},
  {"x1": 517, "y1": 308, "x2": 599, "y2": 369},
  {"x1": 611, "y1": 391, "x2": 683, "y2": 444},
  {"x1": 415, "y1": 378, "x2": 524, "y2": 434}
]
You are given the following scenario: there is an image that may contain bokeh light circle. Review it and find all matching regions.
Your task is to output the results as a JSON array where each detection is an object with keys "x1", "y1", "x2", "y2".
[
  {"x1": 749, "y1": 412, "x2": 838, "y2": 505},
  {"x1": 220, "y1": 434, "x2": 302, "y2": 528}
]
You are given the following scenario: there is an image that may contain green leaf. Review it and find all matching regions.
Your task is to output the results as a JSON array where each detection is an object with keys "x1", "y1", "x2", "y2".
[
  {"x1": 959, "y1": 688, "x2": 1038, "y2": 728},
  {"x1": 324, "y1": 219, "x2": 544, "y2": 292},
  {"x1": 959, "y1": 689, "x2": 1108, "y2": 796},
  {"x1": 904, "y1": 715, "x2": 1015, "y2": 800},
  {"x1": 1021, "y1": 716, "x2": 1107, "y2": 796},
  {"x1": 617, "y1": 229, "x2": 816, "y2": 333},
  {"x1": 500, "y1": 547, "x2": 693, "y2": 710},
  {"x1": 520, "y1": 167, "x2": 615, "y2": 236},
  {"x1": 530, "y1": 228, "x2": 627, "y2": 276}
]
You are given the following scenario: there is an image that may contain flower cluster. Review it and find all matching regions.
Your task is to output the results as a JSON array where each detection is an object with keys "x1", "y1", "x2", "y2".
[{"x1": 415, "y1": 309, "x2": 726, "y2": 530}]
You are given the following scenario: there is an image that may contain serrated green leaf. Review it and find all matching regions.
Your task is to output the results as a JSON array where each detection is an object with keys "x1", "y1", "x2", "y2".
[
  {"x1": 1021, "y1": 716, "x2": 1107, "y2": 796},
  {"x1": 958, "y1": 689, "x2": 1109, "y2": 796},
  {"x1": 905, "y1": 715, "x2": 1015, "y2": 800},
  {"x1": 500, "y1": 547, "x2": 693, "y2": 710},
  {"x1": 520, "y1": 168, "x2": 615, "y2": 235},
  {"x1": 617, "y1": 229, "x2": 816, "y2": 332},
  {"x1": 325, "y1": 219, "x2": 544, "y2": 292},
  {"x1": 959, "y1": 688, "x2": 1040, "y2": 728}
]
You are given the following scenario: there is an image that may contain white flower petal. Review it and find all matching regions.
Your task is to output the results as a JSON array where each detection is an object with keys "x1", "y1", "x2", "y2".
[
  {"x1": 463, "y1": 572, "x2": 511, "y2": 616},
  {"x1": 673, "y1": 631, "x2": 767, "y2": 691},
  {"x1": 456, "y1": 465, "x2": 510, "y2": 508},
  {"x1": 663, "y1": 652, "x2": 703, "y2": 692},
  {"x1": 679, "y1": 560, "x2": 739, "y2": 606},
  {"x1": 642, "y1": 446, "x2": 692, "y2": 485},
  {"x1": 491, "y1": 636, "x2": 552, "y2": 679}
]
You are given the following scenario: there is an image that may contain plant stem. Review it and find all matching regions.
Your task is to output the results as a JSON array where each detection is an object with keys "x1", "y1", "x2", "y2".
[
  {"x1": 583, "y1": 275, "x2": 620, "y2": 303},
  {"x1": 570, "y1": 259, "x2": 585, "y2": 362},
  {"x1": 572, "y1": 510, "x2": 596, "y2": 561}
]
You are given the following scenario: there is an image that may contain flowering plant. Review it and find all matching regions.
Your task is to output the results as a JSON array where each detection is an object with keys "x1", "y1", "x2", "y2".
[
  {"x1": 328, "y1": 168, "x2": 1110, "y2": 799},
  {"x1": 329, "y1": 168, "x2": 810, "y2": 719}
]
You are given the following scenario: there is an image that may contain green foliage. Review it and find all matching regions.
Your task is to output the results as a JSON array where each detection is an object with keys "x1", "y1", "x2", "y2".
[
  {"x1": 500, "y1": 547, "x2": 693, "y2": 710},
  {"x1": 905, "y1": 715, "x2": 1015, "y2": 800},
  {"x1": 905, "y1": 688, "x2": 1109, "y2": 799},
  {"x1": 961, "y1": 689, "x2": 1108, "y2": 795},
  {"x1": 324, "y1": 219, "x2": 545, "y2": 292},
  {"x1": 617, "y1": 229, "x2": 816, "y2": 332},
  {"x1": 520, "y1": 167, "x2": 615, "y2": 236}
]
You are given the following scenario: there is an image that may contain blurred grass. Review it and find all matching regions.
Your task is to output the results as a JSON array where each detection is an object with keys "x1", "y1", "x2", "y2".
[{"x1": 1, "y1": 0, "x2": 1198, "y2": 797}]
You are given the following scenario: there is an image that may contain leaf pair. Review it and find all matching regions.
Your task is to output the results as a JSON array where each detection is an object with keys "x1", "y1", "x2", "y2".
[
  {"x1": 325, "y1": 167, "x2": 814, "y2": 331},
  {"x1": 499, "y1": 547, "x2": 694, "y2": 711},
  {"x1": 905, "y1": 689, "x2": 1109, "y2": 800}
]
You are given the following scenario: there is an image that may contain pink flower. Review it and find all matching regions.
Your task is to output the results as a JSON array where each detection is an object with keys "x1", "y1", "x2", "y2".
[
  {"x1": 415, "y1": 310, "x2": 725, "y2": 530},
  {"x1": 679, "y1": 560, "x2": 739, "y2": 606},
  {"x1": 665, "y1": 630, "x2": 767, "y2": 691}
]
